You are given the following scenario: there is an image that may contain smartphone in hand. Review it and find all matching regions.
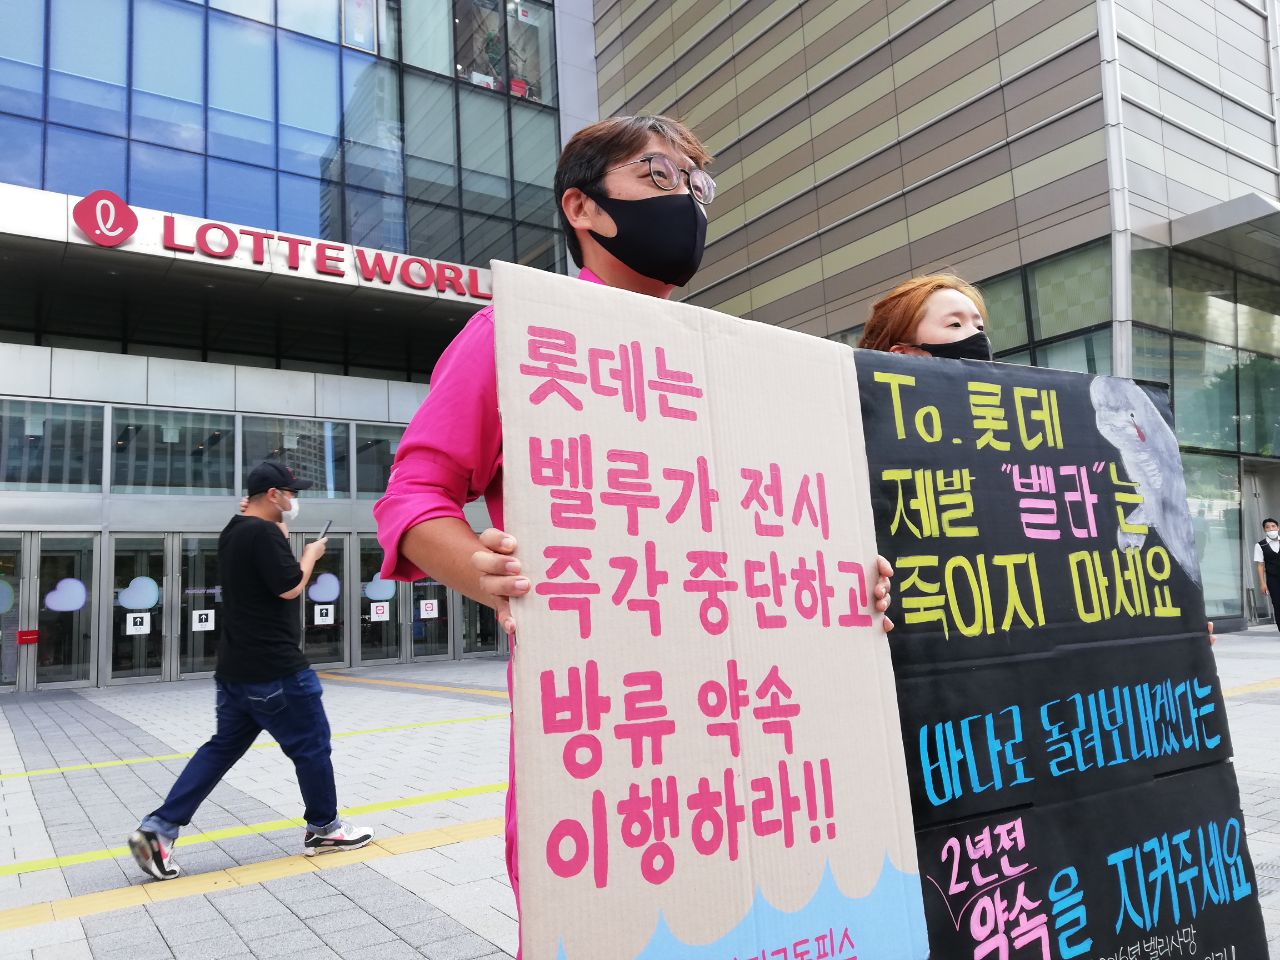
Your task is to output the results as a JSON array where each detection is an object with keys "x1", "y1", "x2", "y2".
[{"x1": 318, "y1": 520, "x2": 333, "y2": 539}]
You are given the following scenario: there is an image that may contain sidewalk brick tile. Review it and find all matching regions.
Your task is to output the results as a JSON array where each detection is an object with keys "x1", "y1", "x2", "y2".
[
  {"x1": 319, "y1": 921, "x2": 401, "y2": 953},
  {"x1": 420, "y1": 933, "x2": 503, "y2": 960},
  {"x1": 282, "y1": 893, "x2": 353, "y2": 920},
  {"x1": 169, "y1": 936, "x2": 249, "y2": 960},
  {"x1": 242, "y1": 929, "x2": 326, "y2": 958},
  {"x1": 303, "y1": 907, "x2": 378, "y2": 937},
  {"x1": 398, "y1": 917, "x2": 475, "y2": 949}
]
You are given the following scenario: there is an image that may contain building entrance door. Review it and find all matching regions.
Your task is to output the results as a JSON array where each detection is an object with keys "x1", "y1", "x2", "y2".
[
  {"x1": 0, "y1": 536, "x2": 22, "y2": 688},
  {"x1": 35, "y1": 534, "x2": 99, "y2": 687},
  {"x1": 302, "y1": 533, "x2": 348, "y2": 667},
  {"x1": 106, "y1": 535, "x2": 167, "y2": 682}
]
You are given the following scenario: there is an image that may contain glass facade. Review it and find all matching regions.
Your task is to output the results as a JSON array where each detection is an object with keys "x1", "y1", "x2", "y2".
[
  {"x1": 978, "y1": 242, "x2": 1280, "y2": 622},
  {"x1": 0, "y1": 0, "x2": 566, "y2": 271}
]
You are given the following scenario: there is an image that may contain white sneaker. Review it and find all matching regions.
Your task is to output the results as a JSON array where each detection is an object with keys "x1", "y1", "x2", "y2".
[
  {"x1": 128, "y1": 829, "x2": 181, "y2": 880},
  {"x1": 302, "y1": 821, "x2": 375, "y2": 856}
]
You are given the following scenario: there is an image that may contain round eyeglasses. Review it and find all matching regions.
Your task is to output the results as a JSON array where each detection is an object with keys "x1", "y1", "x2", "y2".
[{"x1": 606, "y1": 154, "x2": 716, "y2": 204}]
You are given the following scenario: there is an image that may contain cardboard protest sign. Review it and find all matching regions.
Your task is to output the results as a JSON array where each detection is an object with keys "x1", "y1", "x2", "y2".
[
  {"x1": 494, "y1": 263, "x2": 928, "y2": 960},
  {"x1": 856, "y1": 351, "x2": 1267, "y2": 957}
]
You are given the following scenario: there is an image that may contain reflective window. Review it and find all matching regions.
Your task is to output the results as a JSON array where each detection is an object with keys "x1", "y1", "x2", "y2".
[
  {"x1": 412, "y1": 578, "x2": 449, "y2": 657},
  {"x1": 209, "y1": 13, "x2": 276, "y2": 167},
  {"x1": 1132, "y1": 326, "x2": 1170, "y2": 385},
  {"x1": 356, "y1": 423, "x2": 404, "y2": 498},
  {"x1": 208, "y1": 158, "x2": 277, "y2": 229},
  {"x1": 180, "y1": 537, "x2": 222, "y2": 675},
  {"x1": 976, "y1": 270, "x2": 1026, "y2": 353},
  {"x1": 243, "y1": 417, "x2": 351, "y2": 498},
  {"x1": 1131, "y1": 242, "x2": 1171, "y2": 329},
  {"x1": 462, "y1": 594, "x2": 498, "y2": 653},
  {"x1": 111, "y1": 537, "x2": 165, "y2": 679},
  {"x1": 464, "y1": 213, "x2": 512, "y2": 266},
  {"x1": 343, "y1": 51, "x2": 404, "y2": 194},
  {"x1": 38, "y1": 536, "x2": 96, "y2": 684},
  {"x1": 111, "y1": 409, "x2": 235, "y2": 495},
  {"x1": 0, "y1": 0, "x2": 44, "y2": 118},
  {"x1": 996, "y1": 350, "x2": 1031, "y2": 366},
  {"x1": 1036, "y1": 329, "x2": 1111, "y2": 375},
  {"x1": 46, "y1": 126, "x2": 127, "y2": 198},
  {"x1": 408, "y1": 200, "x2": 461, "y2": 262},
  {"x1": 1182, "y1": 452, "x2": 1242, "y2": 619},
  {"x1": 1236, "y1": 274, "x2": 1280, "y2": 359},
  {"x1": 1172, "y1": 252, "x2": 1234, "y2": 346},
  {"x1": 304, "y1": 534, "x2": 345, "y2": 663},
  {"x1": 132, "y1": 0, "x2": 205, "y2": 150},
  {"x1": 378, "y1": 0, "x2": 400, "y2": 57},
  {"x1": 130, "y1": 143, "x2": 205, "y2": 218},
  {"x1": 0, "y1": 401, "x2": 104, "y2": 492},
  {"x1": 455, "y1": 0, "x2": 507, "y2": 89},
  {"x1": 0, "y1": 537, "x2": 20, "y2": 685},
  {"x1": 1028, "y1": 241, "x2": 1111, "y2": 340},
  {"x1": 347, "y1": 186, "x2": 406, "y2": 251},
  {"x1": 1239, "y1": 351, "x2": 1280, "y2": 457},
  {"x1": 278, "y1": 33, "x2": 341, "y2": 179},
  {"x1": 516, "y1": 224, "x2": 560, "y2": 272},
  {"x1": 211, "y1": 0, "x2": 273, "y2": 22},
  {"x1": 279, "y1": 173, "x2": 327, "y2": 237},
  {"x1": 459, "y1": 87, "x2": 510, "y2": 215},
  {"x1": 512, "y1": 103, "x2": 557, "y2": 225},
  {"x1": 49, "y1": 0, "x2": 128, "y2": 136},
  {"x1": 279, "y1": 0, "x2": 340, "y2": 41},
  {"x1": 1172, "y1": 338, "x2": 1237, "y2": 452},
  {"x1": 405, "y1": 72, "x2": 458, "y2": 204},
  {"x1": 508, "y1": 1, "x2": 555, "y2": 104},
  {"x1": 402, "y1": 0, "x2": 452, "y2": 74},
  {"x1": 0, "y1": 114, "x2": 42, "y2": 189},
  {"x1": 343, "y1": 0, "x2": 379, "y2": 51},
  {"x1": 360, "y1": 538, "x2": 400, "y2": 660}
]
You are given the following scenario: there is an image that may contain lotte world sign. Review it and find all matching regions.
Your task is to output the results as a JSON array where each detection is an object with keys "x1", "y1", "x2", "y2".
[{"x1": 0, "y1": 183, "x2": 491, "y2": 306}]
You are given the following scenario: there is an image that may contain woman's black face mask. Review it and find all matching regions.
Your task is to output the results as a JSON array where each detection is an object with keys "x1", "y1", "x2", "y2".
[
  {"x1": 912, "y1": 331, "x2": 994, "y2": 362},
  {"x1": 583, "y1": 188, "x2": 707, "y2": 287}
]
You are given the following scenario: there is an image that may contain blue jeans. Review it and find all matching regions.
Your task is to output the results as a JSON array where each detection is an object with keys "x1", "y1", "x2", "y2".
[{"x1": 141, "y1": 668, "x2": 339, "y2": 842}]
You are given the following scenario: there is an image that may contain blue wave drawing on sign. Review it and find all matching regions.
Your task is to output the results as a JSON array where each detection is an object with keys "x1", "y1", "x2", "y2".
[{"x1": 554, "y1": 858, "x2": 927, "y2": 960}]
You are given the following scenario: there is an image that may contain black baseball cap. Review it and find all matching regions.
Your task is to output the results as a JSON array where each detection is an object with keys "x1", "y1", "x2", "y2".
[{"x1": 246, "y1": 461, "x2": 315, "y2": 496}]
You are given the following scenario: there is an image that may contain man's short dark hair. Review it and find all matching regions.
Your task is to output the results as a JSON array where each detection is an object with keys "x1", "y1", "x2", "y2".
[
  {"x1": 555, "y1": 115, "x2": 713, "y2": 268},
  {"x1": 1265, "y1": 517, "x2": 1279, "y2": 527}
]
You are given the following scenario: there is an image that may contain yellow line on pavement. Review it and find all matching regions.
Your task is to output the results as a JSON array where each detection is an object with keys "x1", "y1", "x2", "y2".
[
  {"x1": 0, "y1": 712, "x2": 508, "y2": 782},
  {"x1": 316, "y1": 672, "x2": 508, "y2": 700},
  {"x1": 0, "y1": 781, "x2": 508, "y2": 878},
  {"x1": 0, "y1": 816, "x2": 506, "y2": 933},
  {"x1": 1222, "y1": 676, "x2": 1280, "y2": 698}
]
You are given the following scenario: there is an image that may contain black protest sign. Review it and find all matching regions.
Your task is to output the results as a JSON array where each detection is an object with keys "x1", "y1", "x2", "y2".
[
  {"x1": 916, "y1": 763, "x2": 1265, "y2": 959},
  {"x1": 855, "y1": 351, "x2": 1266, "y2": 956}
]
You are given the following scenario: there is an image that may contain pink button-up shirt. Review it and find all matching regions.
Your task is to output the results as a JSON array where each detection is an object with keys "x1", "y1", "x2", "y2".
[{"x1": 374, "y1": 267, "x2": 605, "y2": 578}]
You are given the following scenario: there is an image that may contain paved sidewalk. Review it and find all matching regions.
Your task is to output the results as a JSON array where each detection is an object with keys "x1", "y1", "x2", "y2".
[
  {"x1": 0, "y1": 659, "x2": 517, "y2": 960},
  {"x1": 0, "y1": 629, "x2": 1278, "y2": 960}
]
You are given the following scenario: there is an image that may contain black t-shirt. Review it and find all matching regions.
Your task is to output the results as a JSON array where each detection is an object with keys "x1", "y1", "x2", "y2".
[{"x1": 216, "y1": 515, "x2": 310, "y2": 682}]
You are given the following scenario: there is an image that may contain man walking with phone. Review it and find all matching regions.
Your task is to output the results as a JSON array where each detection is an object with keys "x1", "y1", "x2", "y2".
[{"x1": 128, "y1": 461, "x2": 373, "y2": 880}]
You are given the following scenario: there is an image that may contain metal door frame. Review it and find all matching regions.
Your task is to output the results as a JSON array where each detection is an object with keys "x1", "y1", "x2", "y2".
[
  {"x1": 294, "y1": 530, "x2": 353, "y2": 670},
  {"x1": 176, "y1": 533, "x2": 222, "y2": 680},
  {"x1": 32, "y1": 531, "x2": 101, "y2": 691},
  {"x1": 100, "y1": 533, "x2": 171, "y2": 686}
]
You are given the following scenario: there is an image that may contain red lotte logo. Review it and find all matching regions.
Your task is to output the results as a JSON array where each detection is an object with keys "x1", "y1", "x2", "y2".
[{"x1": 72, "y1": 190, "x2": 138, "y2": 248}]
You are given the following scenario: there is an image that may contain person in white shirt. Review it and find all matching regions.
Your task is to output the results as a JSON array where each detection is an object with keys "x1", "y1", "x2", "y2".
[{"x1": 1253, "y1": 517, "x2": 1280, "y2": 631}]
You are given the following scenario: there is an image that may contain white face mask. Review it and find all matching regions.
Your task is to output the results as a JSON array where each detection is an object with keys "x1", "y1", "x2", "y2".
[
  {"x1": 280, "y1": 494, "x2": 300, "y2": 522},
  {"x1": 1267, "y1": 530, "x2": 1278, "y2": 541}
]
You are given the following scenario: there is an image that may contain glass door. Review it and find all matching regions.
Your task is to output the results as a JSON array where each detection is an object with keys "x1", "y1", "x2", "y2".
[
  {"x1": 108, "y1": 536, "x2": 166, "y2": 681},
  {"x1": 303, "y1": 534, "x2": 347, "y2": 666},
  {"x1": 0, "y1": 537, "x2": 20, "y2": 687},
  {"x1": 179, "y1": 536, "x2": 221, "y2": 676},
  {"x1": 410, "y1": 577, "x2": 450, "y2": 659},
  {"x1": 36, "y1": 535, "x2": 97, "y2": 686},
  {"x1": 358, "y1": 537, "x2": 400, "y2": 662},
  {"x1": 461, "y1": 595, "x2": 499, "y2": 656}
]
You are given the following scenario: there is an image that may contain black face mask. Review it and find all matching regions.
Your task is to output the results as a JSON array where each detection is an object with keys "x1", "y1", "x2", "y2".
[
  {"x1": 585, "y1": 189, "x2": 707, "y2": 287},
  {"x1": 914, "y1": 331, "x2": 993, "y2": 362}
]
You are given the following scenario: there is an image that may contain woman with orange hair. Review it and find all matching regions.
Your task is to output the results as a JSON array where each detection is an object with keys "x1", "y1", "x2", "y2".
[{"x1": 857, "y1": 273, "x2": 993, "y2": 361}]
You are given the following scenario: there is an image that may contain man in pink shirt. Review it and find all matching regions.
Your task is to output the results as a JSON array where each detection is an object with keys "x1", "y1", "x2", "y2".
[{"x1": 374, "y1": 115, "x2": 895, "y2": 953}]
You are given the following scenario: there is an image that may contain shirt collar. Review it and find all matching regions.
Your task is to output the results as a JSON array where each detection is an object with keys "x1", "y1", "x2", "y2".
[{"x1": 578, "y1": 267, "x2": 605, "y2": 285}]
